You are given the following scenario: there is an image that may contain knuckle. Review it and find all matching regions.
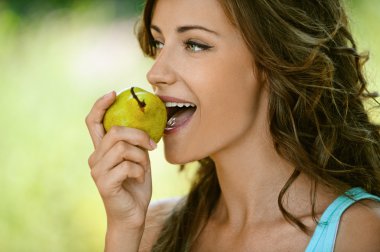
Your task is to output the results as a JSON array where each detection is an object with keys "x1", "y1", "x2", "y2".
[
  {"x1": 143, "y1": 133, "x2": 152, "y2": 148},
  {"x1": 138, "y1": 151, "x2": 149, "y2": 166},
  {"x1": 138, "y1": 129, "x2": 150, "y2": 142},
  {"x1": 90, "y1": 168, "x2": 99, "y2": 181},
  {"x1": 133, "y1": 152, "x2": 143, "y2": 164},
  {"x1": 121, "y1": 161, "x2": 143, "y2": 178},
  {"x1": 108, "y1": 126, "x2": 122, "y2": 139},
  {"x1": 119, "y1": 161, "x2": 131, "y2": 174},
  {"x1": 130, "y1": 129, "x2": 150, "y2": 146},
  {"x1": 88, "y1": 153, "x2": 96, "y2": 167},
  {"x1": 141, "y1": 136, "x2": 151, "y2": 148},
  {"x1": 115, "y1": 141, "x2": 129, "y2": 154},
  {"x1": 85, "y1": 114, "x2": 92, "y2": 126}
]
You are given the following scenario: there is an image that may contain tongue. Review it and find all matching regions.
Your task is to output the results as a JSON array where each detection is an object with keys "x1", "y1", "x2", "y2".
[{"x1": 166, "y1": 108, "x2": 195, "y2": 128}]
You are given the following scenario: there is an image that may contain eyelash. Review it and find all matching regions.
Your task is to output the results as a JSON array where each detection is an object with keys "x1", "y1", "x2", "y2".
[
  {"x1": 184, "y1": 40, "x2": 213, "y2": 52},
  {"x1": 151, "y1": 39, "x2": 213, "y2": 53},
  {"x1": 151, "y1": 40, "x2": 164, "y2": 49}
]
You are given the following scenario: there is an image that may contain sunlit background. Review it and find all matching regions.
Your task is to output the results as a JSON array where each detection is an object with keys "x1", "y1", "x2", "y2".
[{"x1": 0, "y1": 0, "x2": 379, "y2": 251}]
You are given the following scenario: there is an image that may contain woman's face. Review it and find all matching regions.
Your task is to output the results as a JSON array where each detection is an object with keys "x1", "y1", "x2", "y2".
[{"x1": 148, "y1": 0, "x2": 268, "y2": 164}]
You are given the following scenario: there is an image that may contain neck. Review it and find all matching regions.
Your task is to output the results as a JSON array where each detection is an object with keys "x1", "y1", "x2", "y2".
[{"x1": 209, "y1": 119, "x2": 327, "y2": 229}]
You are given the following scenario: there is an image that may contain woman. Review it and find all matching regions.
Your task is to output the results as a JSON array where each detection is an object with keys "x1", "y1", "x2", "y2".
[{"x1": 86, "y1": 0, "x2": 380, "y2": 251}]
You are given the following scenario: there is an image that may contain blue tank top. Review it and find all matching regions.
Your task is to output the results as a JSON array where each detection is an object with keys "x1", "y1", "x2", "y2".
[{"x1": 305, "y1": 187, "x2": 380, "y2": 252}]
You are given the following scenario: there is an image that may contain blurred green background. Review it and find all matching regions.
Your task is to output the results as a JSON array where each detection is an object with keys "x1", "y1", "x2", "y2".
[{"x1": 0, "y1": 0, "x2": 379, "y2": 251}]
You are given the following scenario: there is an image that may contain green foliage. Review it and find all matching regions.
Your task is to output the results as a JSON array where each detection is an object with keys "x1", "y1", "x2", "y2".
[
  {"x1": 0, "y1": 2, "x2": 191, "y2": 251},
  {"x1": 0, "y1": 0, "x2": 144, "y2": 18},
  {"x1": 0, "y1": 1, "x2": 378, "y2": 251}
]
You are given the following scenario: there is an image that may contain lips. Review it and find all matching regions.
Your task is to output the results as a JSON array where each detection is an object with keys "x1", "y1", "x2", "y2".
[{"x1": 158, "y1": 95, "x2": 197, "y2": 133}]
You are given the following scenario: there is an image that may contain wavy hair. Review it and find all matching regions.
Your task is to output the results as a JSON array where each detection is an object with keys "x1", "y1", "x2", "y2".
[{"x1": 136, "y1": 0, "x2": 380, "y2": 250}]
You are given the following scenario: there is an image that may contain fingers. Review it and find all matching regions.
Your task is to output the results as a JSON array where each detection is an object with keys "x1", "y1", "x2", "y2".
[
  {"x1": 86, "y1": 91, "x2": 116, "y2": 148},
  {"x1": 89, "y1": 134, "x2": 152, "y2": 192},
  {"x1": 93, "y1": 160, "x2": 147, "y2": 197},
  {"x1": 86, "y1": 93, "x2": 156, "y2": 196},
  {"x1": 91, "y1": 140, "x2": 150, "y2": 175},
  {"x1": 89, "y1": 126, "x2": 156, "y2": 167},
  {"x1": 90, "y1": 141, "x2": 151, "y2": 197}
]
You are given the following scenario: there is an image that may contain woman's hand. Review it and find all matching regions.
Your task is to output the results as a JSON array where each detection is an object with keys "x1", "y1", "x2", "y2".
[{"x1": 85, "y1": 91, "x2": 156, "y2": 248}]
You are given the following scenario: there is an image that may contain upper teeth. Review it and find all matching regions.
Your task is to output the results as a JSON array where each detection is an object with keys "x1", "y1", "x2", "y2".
[{"x1": 165, "y1": 102, "x2": 195, "y2": 108}]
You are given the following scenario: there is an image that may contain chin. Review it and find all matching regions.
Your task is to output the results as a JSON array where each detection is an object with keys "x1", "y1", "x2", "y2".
[
  {"x1": 164, "y1": 154, "x2": 192, "y2": 165},
  {"x1": 164, "y1": 149, "x2": 204, "y2": 165}
]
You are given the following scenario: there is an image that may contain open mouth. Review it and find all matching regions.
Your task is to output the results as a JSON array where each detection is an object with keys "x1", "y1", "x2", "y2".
[{"x1": 165, "y1": 102, "x2": 197, "y2": 131}]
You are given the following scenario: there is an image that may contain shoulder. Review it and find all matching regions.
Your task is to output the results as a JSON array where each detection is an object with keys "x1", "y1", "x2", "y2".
[
  {"x1": 139, "y1": 197, "x2": 183, "y2": 252},
  {"x1": 335, "y1": 199, "x2": 380, "y2": 252}
]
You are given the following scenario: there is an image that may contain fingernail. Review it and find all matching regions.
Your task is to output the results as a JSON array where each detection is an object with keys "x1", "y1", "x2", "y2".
[{"x1": 150, "y1": 139, "x2": 157, "y2": 150}]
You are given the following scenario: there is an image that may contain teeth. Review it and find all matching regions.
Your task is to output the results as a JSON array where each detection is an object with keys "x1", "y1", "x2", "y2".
[
  {"x1": 167, "y1": 117, "x2": 176, "y2": 127},
  {"x1": 165, "y1": 102, "x2": 195, "y2": 108}
]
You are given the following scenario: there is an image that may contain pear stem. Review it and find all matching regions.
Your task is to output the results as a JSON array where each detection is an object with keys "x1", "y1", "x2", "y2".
[{"x1": 131, "y1": 87, "x2": 146, "y2": 109}]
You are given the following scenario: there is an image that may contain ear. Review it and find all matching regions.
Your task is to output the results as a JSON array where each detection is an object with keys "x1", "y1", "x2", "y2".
[
  {"x1": 261, "y1": 70, "x2": 269, "y2": 87},
  {"x1": 252, "y1": 61, "x2": 268, "y2": 87}
]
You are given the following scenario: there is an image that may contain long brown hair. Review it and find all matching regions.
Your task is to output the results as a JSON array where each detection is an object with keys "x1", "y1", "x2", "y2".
[{"x1": 136, "y1": 0, "x2": 380, "y2": 250}]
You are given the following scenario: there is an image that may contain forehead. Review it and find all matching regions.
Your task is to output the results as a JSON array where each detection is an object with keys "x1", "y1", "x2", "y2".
[{"x1": 151, "y1": 0, "x2": 233, "y2": 32}]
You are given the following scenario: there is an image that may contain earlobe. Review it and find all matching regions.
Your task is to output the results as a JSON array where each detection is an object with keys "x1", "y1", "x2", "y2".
[
  {"x1": 260, "y1": 71, "x2": 269, "y2": 87},
  {"x1": 251, "y1": 60, "x2": 267, "y2": 82},
  {"x1": 253, "y1": 63, "x2": 268, "y2": 89},
  {"x1": 256, "y1": 63, "x2": 267, "y2": 83}
]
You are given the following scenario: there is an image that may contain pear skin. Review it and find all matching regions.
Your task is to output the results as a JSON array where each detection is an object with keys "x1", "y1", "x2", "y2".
[{"x1": 103, "y1": 87, "x2": 167, "y2": 143}]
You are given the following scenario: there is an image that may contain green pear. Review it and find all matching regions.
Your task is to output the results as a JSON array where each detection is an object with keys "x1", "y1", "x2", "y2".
[{"x1": 103, "y1": 87, "x2": 167, "y2": 143}]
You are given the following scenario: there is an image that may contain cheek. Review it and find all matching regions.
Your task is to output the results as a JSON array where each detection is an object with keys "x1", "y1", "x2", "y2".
[
  {"x1": 199, "y1": 58, "x2": 257, "y2": 114},
  {"x1": 192, "y1": 71, "x2": 261, "y2": 153},
  {"x1": 163, "y1": 46, "x2": 261, "y2": 163}
]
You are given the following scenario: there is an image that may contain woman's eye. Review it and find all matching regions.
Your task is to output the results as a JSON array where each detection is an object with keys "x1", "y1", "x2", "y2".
[
  {"x1": 152, "y1": 40, "x2": 164, "y2": 49},
  {"x1": 185, "y1": 40, "x2": 213, "y2": 52}
]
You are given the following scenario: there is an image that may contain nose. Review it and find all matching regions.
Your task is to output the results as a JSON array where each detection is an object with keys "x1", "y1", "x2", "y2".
[{"x1": 146, "y1": 49, "x2": 176, "y2": 88}]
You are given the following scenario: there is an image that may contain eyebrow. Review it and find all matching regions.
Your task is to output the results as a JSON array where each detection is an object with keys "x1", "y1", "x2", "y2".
[{"x1": 151, "y1": 24, "x2": 219, "y2": 36}]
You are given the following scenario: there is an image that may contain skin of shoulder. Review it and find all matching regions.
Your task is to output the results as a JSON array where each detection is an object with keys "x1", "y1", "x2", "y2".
[
  {"x1": 138, "y1": 197, "x2": 182, "y2": 252},
  {"x1": 334, "y1": 199, "x2": 380, "y2": 252}
]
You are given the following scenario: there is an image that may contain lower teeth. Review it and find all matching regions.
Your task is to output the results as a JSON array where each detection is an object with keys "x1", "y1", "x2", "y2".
[{"x1": 167, "y1": 117, "x2": 176, "y2": 127}]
